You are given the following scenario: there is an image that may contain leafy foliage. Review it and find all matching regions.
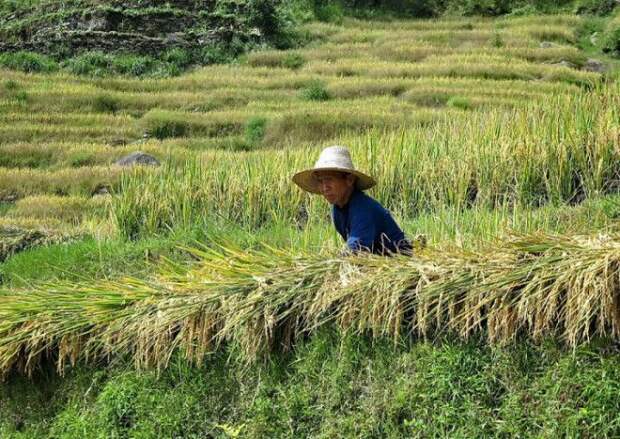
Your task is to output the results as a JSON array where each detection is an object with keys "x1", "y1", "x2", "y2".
[
  {"x1": 300, "y1": 80, "x2": 331, "y2": 101},
  {"x1": 0, "y1": 51, "x2": 58, "y2": 73},
  {"x1": 245, "y1": 116, "x2": 268, "y2": 146},
  {"x1": 602, "y1": 12, "x2": 620, "y2": 55}
]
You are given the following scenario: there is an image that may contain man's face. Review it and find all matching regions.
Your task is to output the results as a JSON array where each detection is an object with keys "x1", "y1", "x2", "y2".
[{"x1": 314, "y1": 171, "x2": 356, "y2": 206}]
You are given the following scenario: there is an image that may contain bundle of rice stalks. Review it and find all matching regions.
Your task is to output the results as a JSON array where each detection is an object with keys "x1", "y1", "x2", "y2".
[{"x1": 1, "y1": 232, "x2": 620, "y2": 378}]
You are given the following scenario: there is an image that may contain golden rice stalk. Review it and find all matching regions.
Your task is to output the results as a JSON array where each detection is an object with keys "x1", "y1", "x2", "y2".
[{"x1": 1, "y1": 232, "x2": 620, "y2": 378}]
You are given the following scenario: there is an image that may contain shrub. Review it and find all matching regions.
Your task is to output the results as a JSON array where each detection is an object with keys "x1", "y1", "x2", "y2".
[
  {"x1": 300, "y1": 80, "x2": 331, "y2": 101},
  {"x1": 282, "y1": 52, "x2": 305, "y2": 69},
  {"x1": 601, "y1": 14, "x2": 620, "y2": 55},
  {"x1": 157, "y1": 62, "x2": 182, "y2": 77},
  {"x1": 162, "y1": 48, "x2": 192, "y2": 68},
  {"x1": 447, "y1": 96, "x2": 471, "y2": 109},
  {"x1": 506, "y1": 4, "x2": 538, "y2": 16},
  {"x1": 574, "y1": 0, "x2": 617, "y2": 16},
  {"x1": 313, "y1": 0, "x2": 344, "y2": 22},
  {"x1": 112, "y1": 55, "x2": 155, "y2": 77},
  {"x1": 200, "y1": 44, "x2": 235, "y2": 65},
  {"x1": 93, "y1": 95, "x2": 120, "y2": 114},
  {"x1": 209, "y1": 0, "x2": 300, "y2": 50},
  {"x1": 446, "y1": 0, "x2": 512, "y2": 16},
  {"x1": 491, "y1": 32, "x2": 504, "y2": 48},
  {"x1": 351, "y1": 0, "x2": 444, "y2": 17},
  {"x1": 3, "y1": 80, "x2": 19, "y2": 91},
  {"x1": 0, "y1": 51, "x2": 58, "y2": 73},
  {"x1": 245, "y1": 116, "x2": 268, "y2": 146},
  {"x1": 64, "y1": 52, "x2": 111, "y2": 76}
]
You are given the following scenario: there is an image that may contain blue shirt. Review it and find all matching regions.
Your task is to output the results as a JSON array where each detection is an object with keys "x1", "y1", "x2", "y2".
[{"x1": 332, "y1": 189, "x2": 411, "y2": 255}]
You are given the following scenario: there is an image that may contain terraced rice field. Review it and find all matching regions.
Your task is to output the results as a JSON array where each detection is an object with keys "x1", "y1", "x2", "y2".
[
  {"x1": 2, "y1": 10, "x2": 620, "y2": 436},
  {"x1": 0, "y1": 16, "x2": 617, "y2": 251}
]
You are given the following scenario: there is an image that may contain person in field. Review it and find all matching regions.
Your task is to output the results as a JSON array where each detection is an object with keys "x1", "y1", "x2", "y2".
[{"x1": 292, "y1": 145, "x2": 413, "y2": 256}]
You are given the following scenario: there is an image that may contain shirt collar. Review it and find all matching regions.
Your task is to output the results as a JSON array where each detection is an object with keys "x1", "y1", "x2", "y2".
[{"x1": 334, "y1": 188, "x2": 362, "y2": 211}]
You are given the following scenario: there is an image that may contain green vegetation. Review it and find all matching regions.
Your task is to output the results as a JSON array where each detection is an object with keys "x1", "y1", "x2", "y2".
[
  {"x1": 308, "y1": 0, "x2": 618, "y2": 19},
  {"x1": 301, "y1": 79, "x2": 332, "y2": 100},
  {"x1": 0, "y1": 51, "x2": 58, "y2": 73},
  {"x1": 4, "y1": 334, "x2": 620, "y2": 438},
  {"x1": 0, "y1": 0, "x2": 617, "y2": 78},
  {"x1": 602, "y1": 11, "x2": 620, "y2": 55},
  {"x1": 62, "y1": 52, "x2": 182, "y2": 78},
  {"x1": 244, "y1": 116, "x2": 268, "y2": 147},
  {"x1": 1, "y1": 6, "x2": 620, "y2": 436}
]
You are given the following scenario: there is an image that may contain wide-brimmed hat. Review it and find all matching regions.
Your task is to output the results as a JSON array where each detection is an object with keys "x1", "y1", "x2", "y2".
[{"x1": 292, "y1": 145, "x2": 376, "y2": 194}]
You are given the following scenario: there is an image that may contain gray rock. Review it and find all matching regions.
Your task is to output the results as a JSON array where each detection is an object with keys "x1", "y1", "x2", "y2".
[
  {"x1": 86, "y1": 17, "x2": 108, "y2": 32},
  {"x1": 550, "y1": 60, "x2": 577, "y2": 69},
  {"x1": 583, "y1": 58, "x2": 606, "y2": 73},
  {"x1": 1, "y1": 193, "x2": 17, "y2": 203},
  {"x1": 539, "y1": 41, "x2": 557, "y2": 49},
  {"x1": 114, "y1": 151, "x2": 160, "y2": 167},
  {"x1": 92, "y1": 185, "x2": 110, "y2": 196},
  {"x1": 165, "y1": 32, "x2": 188, "y2": 46}
]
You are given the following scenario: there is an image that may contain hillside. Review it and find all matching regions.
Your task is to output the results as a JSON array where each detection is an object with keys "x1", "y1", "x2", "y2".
[
  {"x1": 0, "y1": 0, "x2": 300, "y2": 76},
  {"x1": 1, "y1": 3, "x2": 620, "y2": 438}
]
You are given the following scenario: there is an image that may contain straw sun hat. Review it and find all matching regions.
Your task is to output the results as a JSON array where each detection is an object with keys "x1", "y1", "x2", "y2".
[{"x1": 292, "y1": 145, "x2": 376, "y2": 194}]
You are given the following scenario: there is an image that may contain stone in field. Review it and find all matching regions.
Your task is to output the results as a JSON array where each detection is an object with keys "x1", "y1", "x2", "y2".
[
  {"x1": 92, "y1": 185, "x2": 110, "y2": 196},
  {"x1": 539, "y1": 41, "x2": 557, "y2": 48},
  {"x1": 1, "y1": 193, "x2": 18, "y2": 203},
  {"x1": 583, "y1": 58, "x2": 606, "y2": 73},
  {"x1": 550, "y1": 60, "x2": 577, "y2": 69},
  {"x1": 114, "y1": 151, "x2": 160, "y2": 167}
]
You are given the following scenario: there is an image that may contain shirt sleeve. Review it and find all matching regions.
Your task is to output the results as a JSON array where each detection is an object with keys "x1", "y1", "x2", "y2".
[{"x1": 346, "y1": 210, "x2": 376, "y2": 253}]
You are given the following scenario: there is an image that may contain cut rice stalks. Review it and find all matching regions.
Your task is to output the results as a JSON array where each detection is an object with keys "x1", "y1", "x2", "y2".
[{"x1": 1, "y1": 231, "x2": 620, "y2": 378}]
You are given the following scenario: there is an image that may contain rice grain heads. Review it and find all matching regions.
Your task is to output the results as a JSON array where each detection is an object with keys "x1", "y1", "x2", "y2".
[{"x1": 1, "y1": 232, "x2": 620, "y2": 378}]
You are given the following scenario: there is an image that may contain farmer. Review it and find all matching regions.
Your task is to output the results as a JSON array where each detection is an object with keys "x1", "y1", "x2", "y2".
[{"x1": 292, "y1": 145, "x2": 413, "y2": 256}]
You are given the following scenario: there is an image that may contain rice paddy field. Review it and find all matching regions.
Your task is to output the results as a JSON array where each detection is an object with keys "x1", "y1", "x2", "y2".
[{"x1": 2, "y1": 8, "x2": 620, "y2": 438}]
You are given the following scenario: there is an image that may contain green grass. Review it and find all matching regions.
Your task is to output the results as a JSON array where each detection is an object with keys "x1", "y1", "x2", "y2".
[
  {"x1": 0, "y1": 51, "x2": 58, "y2": 73},
  {"x1": 0, "y1": 235, "x2": 182, "y2": 288},
  {"x1": 2, "y1": 332, "x2": 620, "y2": 438}
]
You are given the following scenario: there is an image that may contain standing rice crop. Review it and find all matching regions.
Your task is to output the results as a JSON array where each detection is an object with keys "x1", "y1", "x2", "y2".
[{"x1": 113, "y1": 83, "x2": 620, "y2": 239}]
